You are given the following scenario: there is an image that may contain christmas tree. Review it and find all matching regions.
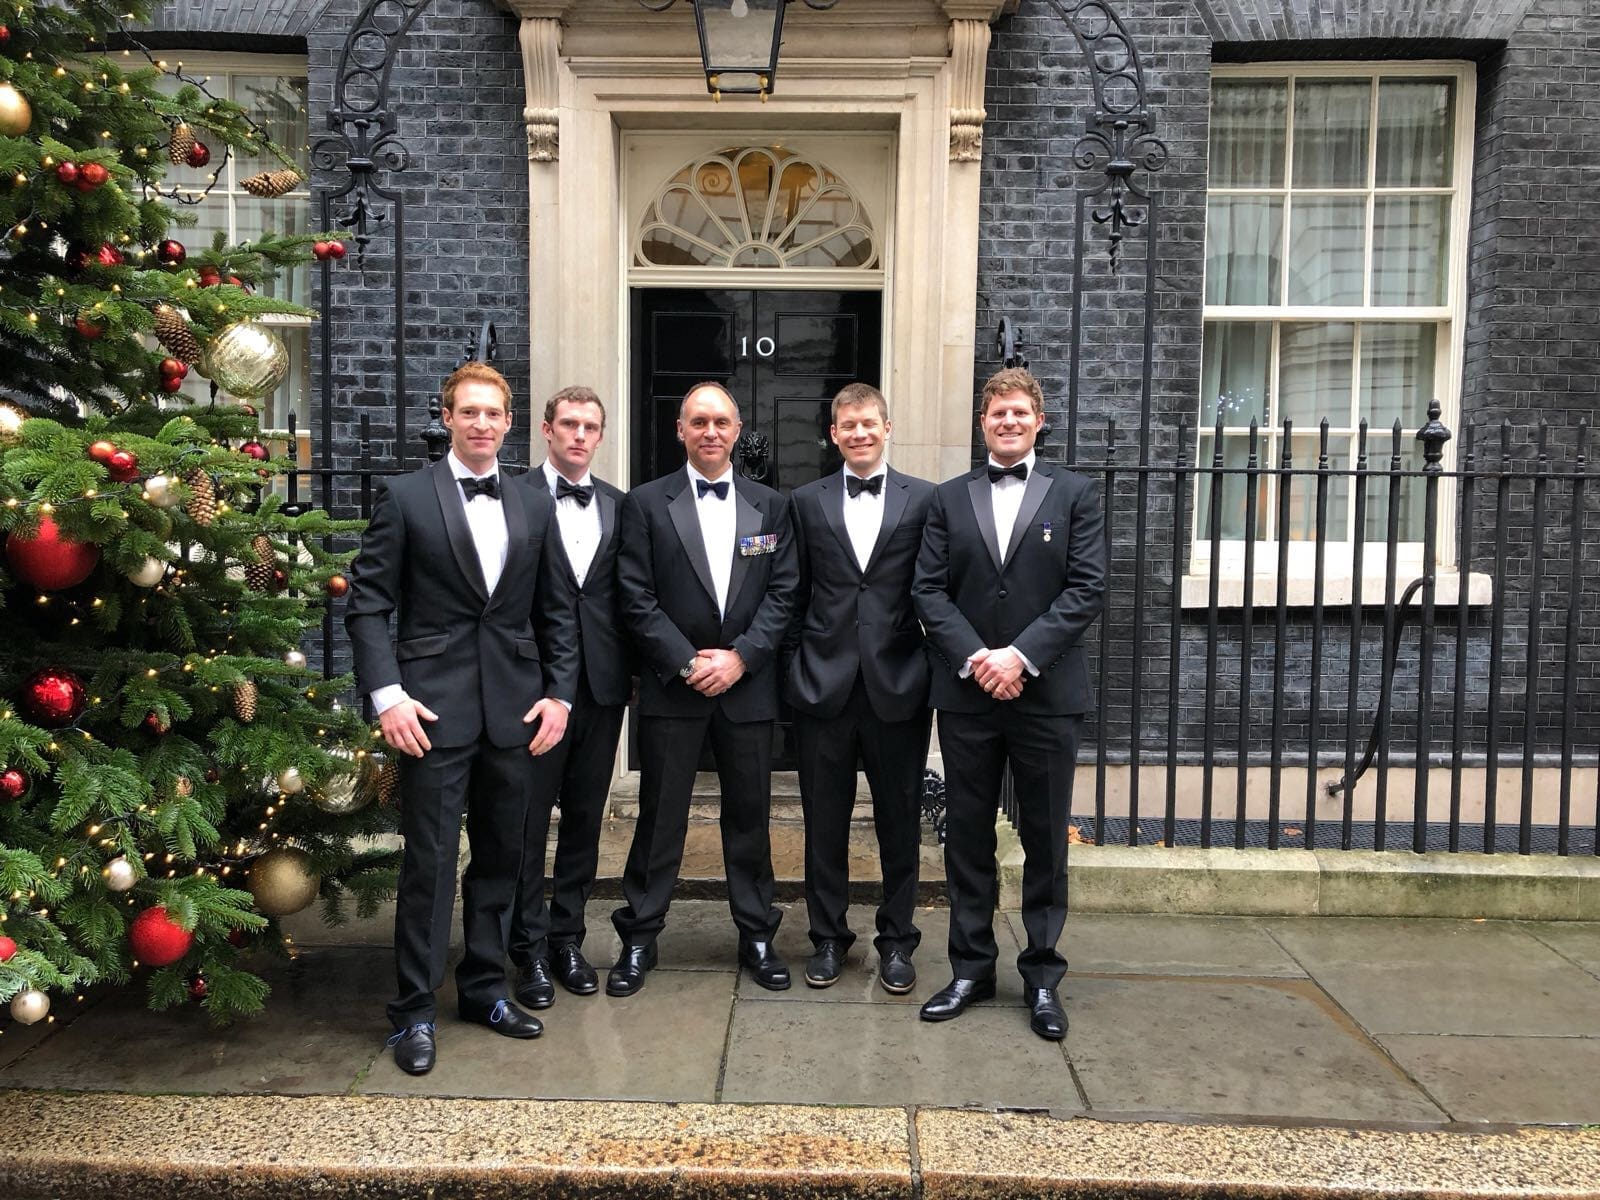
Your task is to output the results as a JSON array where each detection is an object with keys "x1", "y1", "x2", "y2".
[{"x1": 0, "y1": 0, "x2": 398, "y2": 1027}]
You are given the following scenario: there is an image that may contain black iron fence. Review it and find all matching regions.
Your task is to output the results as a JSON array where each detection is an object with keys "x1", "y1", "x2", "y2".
[{"x1": 286, "y1": 399, "x2": 1598, "y2": 858}]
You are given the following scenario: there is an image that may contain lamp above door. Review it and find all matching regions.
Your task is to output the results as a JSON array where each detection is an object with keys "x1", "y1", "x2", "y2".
[{"x1": 636, "y1": 0, "x2": 841, "y2": 100}]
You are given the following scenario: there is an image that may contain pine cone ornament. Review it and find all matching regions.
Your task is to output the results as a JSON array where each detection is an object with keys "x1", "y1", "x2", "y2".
[
  {"x1": 232, "y1": 680, "x2": 258, "y2": 723},
  {"x1": 168, "y1": 122, "x2": 196, "y2": 166},
  {"x1": 376, "y1": 756, "x2": 399, "y2": 808},
  {"x1": 183, "y1": 468, "x2": 216, "y2": 527},
  {"x1": 244, "y1": 534, "x2": 275, "y2": 592},
  {"x1": 240, "y1": 168, "x2": 304, "y2": 198},
  {"x1": 153, "y1": 305, "x2": 201, "y2": 366}
]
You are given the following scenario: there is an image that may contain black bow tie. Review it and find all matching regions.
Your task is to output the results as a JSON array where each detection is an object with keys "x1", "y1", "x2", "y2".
[
  {"x1": 459, "y1": 474, "x2": 500, "y2": 500},
  {"x1": 846, "y1": 474, "x2": 884, "y2": 498},
  {"x1": 556, "y1": 478, "x2": 594, "y2": 507},
  {"x1": 696, "y1": 479, "x2": 730, "y2": 501},
  {"x1": 987, "y1": 462, "x2": 1028, "y2": 484}
]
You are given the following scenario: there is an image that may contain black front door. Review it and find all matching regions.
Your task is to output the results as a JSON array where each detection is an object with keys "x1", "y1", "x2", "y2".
[
  {"x1": 628, "y1": 287, "x2": 883, "y2": 771},
  {"x1": 630, "y1": 288, "x2": 883, "y2": 491}
]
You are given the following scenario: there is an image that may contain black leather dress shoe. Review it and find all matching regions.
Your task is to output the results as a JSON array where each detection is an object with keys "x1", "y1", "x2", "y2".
[
  {"x1": 461, "y1": 998, "x2": 543, "y2": 1039},
  {"x1": 513, "y1": 959, "x2": 556, "y2": 1010},
  {"x1": 606, "y1": 942, "x2": 658, "y2": 997},
  {"x1": 878, "y1": 948, "x2": 916, "y2": 995},
  {"x1": 739, "y1": 939, "x2": 792, "y2": 991},
  {"x1": 918, "y1": 976, "x2": 996, "y2": 1022},
  {"x1": 387, "y1": 1022, "x2": 436, "y2": 1075},
  {"x1": 552, "y1": 943, "x2": 599, "y2": 995},
  {"x1": 804, "y1": 940, "x2": 844, "y2": 988},
  {"x1": 1028, "y1": 987, "x2": 1068, "y2": 1040}
]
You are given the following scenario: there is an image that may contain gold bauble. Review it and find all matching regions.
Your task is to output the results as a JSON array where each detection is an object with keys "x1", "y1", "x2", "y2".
[
  {"x1": 200, "y1": 320, "x2": 289, "y2": 401},
  {"x1": 312, "y1": 748, "x2": 371, "y2": 816},
  {"x1": 0, "y1": 84, "x2": 32, "y2": 137},
  {"x1": 246, "y1": 847, "x2": 321, "y2": 917}
]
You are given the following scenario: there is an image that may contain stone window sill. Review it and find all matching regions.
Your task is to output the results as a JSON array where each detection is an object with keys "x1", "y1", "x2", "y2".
[{"x1": 1179, "y1": 569, "x2": 1495, "y2": 610}]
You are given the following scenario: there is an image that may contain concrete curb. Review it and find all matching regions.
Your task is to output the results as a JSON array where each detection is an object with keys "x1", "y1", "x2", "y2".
[
  {"x1": 999, "y1": 845, "x2": 1600, "y2": 919},
  {"x1": 1, "y1": 1090, "x2": 1597, "y2": 1199}
]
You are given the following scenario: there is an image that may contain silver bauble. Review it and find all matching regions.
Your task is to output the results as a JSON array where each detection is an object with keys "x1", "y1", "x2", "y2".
[
  {"x1": 127, "y1": 557, "x2": 166, "y2": 587},
  {"x1": 283, "y1": 649, "x2": 307, "y2": 669},
  {"x1": 10, "y1": 988, "x2": 49, "y2": 1025},
  {"x1": 104, "y1": 857, "x2": 138, "y2": 892},
  {"x1": 276, "y1": 766, "x2": 304, "y2": 795},
  {"x1": 312, "y1": 749, "x2": 369, "y2": 815},
  {"x1": 144, "y1": 474, "x2": 178, "y2": 507},
  {"x1": 201, "y1": 320, "x2": 289, "y2": 401},
  {"x1": 0, "y1": 403, "x2": 25, "y2": 447}
]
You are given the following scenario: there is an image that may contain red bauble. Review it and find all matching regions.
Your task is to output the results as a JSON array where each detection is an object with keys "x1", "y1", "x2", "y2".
[
  {"x1": 158, "y1": 374, "x2": 184, "y2": 394},
  {"x1": 55, "y1": 161, "x2": 79, "y2": 186},
  {"x1": 21, "y1": 668, "x2": 87, "y2": 727},
  {"x1": 239, "y1": 440, "x2": 269, "y2": 461},
  {"x1": 0, "y1": 935, "x2": 15, "y2": 962},
  {"x1": 188, "y1": 973, "x2": 208, "y2": 1001},
  {"x1": 95, "y1": 243, "x2": 124, "y2": 267},
  {"x1": 159, "y1": 357, "x2": 187, "y2": 379},
  {"x1": 238, "y1": 404, "x2": 258, "y2": 418},
  {"x1": 88, "y1": 439, "x2": 117, "y2": 462},
  {"x1": 325, "y1": 573, "x2": 350, "y2": 599},
  {"x1": 226, "y1": 927, "x2": 246, "y2": 948},
  {"x1": 0, "y1": 26, "x2": 10, "y2": 44},
  {"x1": 106, "y1": 449, "x2": 140, "y2": 482},
  {"x1": 156, "y1": 239, "x2": 186, "y2": 266},
  {"x1": 326, "y1": 241, "x2": 346, "y2": 260},
  {"x1": 6, "y1": 516, "x2": 100, "y2": 590},
  {"x1": 271, "y1": 568, "x2": 288, "y2": 592},
  {"x1": 185, "y1": 141, "x2": 211, "y2": 169},
  {"x1": 312, "y1": 241, "x2": 331, "y2": 261},
  {"x1": 1, "y1": 768, "x2": 28, "y2": 800},
  {"x1": 78, "y1": 162, "x2": 109, "y2": 189},
  {"x1": 128, "y1": 905, "x2": 193, "y2": 968},
  {"x1": 143, "y1": 711, "x2": 169, "y2": 735},
  {"x1": 198, "y1": 268, "x2": 221, "y2": 287},
  {"x1": 74, "y1": 313, "x2": 105, "y2": 340}
]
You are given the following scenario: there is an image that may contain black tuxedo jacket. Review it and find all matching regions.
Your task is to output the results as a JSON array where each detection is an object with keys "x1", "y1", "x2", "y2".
[
  {"x1": 344, "y1": 461, "x2": 579, "y2": 748},
  {"x1": 912, "y1": 460, "x2": 1106, "y2": 716},
  {"x1": 541, "y1": 473, "x2": 634, "y2": 708},
  {"x1": 785, "y1": 467, "x2": 935, "y2": 723},
  {"x1": 618, "y1": 469, "x2": 798, "y2": 723}
]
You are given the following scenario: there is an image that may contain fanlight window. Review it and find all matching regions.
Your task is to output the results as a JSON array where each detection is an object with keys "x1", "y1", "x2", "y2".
[{"x1": 635, "y1": 146, "x2": 878, "y2": 270}]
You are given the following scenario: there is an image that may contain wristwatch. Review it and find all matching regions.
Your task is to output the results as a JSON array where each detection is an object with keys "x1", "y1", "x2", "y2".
[{"x1": 679, "y1": 656, "x2": 699, "y2": 679}]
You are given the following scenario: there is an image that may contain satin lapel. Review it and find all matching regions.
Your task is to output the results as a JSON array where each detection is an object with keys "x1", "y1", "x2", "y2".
[
  {"x1": 816, "y1": 476, "x2": 855, "y2": 574},
  {"x1": 863, "y1": 470, "x2": 911, "y2": 575},
  {"x1": 724, "y1": 489, "x2": 764, "y2": 615},
  {"x1": 967, "y1": 470, "x2": 1003, "y2": 571},
  {"x1": 488, "y1": 475, "x2": 530, "y2": 608},
  {"x1": 594, "y1": 485, "x2": 618, "y2": 569},
  {"x1": 431, "y1": 461, "x2": 489, "y2": 602},
  {"x1": 1002, "y1": 464, "x2": 1052, "y2": 566},
  {"x1": 668, "y1": 476, "x2": 718, "y2": 609}
]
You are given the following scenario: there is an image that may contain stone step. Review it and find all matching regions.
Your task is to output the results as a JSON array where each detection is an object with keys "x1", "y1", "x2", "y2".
[{"x1": 606, "y1": 770, "x2": 877, "y2": 824}]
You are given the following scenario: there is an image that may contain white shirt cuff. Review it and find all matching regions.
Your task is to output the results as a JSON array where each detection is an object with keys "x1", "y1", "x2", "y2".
[
  {"x1": 370, "y1": 685, "x2": 408, "y2": 716},
  {"x1": 1009, "y1": 646, "x2": 1039, "y2": 677}
]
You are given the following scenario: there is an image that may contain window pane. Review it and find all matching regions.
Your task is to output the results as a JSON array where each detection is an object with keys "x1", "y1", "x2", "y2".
[
  {"x1": 1292, "y1": 80, "x2": 1371, "y2": 187},
  {"x1": 260, "y1": 324, "x2": 310, "y2": 433},
  {"x1": 1279, "y1": 322, "x2": 1355, "y2": 426},
  {"x1": 1360, "y1": 323, "x2": 1437, "y2": 427},
  {"x1": 1361, "y1": 437, "x2": 1426, "y2": 542},
  {"x1": 1210, "y1": 79, "x2": 1286, "y2": 187},
  {"x1": 1287, "y1": 196, "x2": 1365, "y2": 305},
  {"x1": 1281, "y1": 433, "x2": 1350, "y2": 541},
  {"x1": 1205, "y1": 198, "x2": 1283, "y2": 305},
  {"x1": 1376, "y1": 79, "x2": 1454, "y2": 187},
  {"x1": 1196, "y1": 433, "x2": 1272, "y2": 540},
  {"x1": 1200, "y1": 322, "x2": 1271, "y2": 427},
  {"x1": 237, "y1": 197, "x2": 311, "y2": 305},
  {"x1": 1371, "y1": 196, "x2": 1449, "y2": 306},
  {"x1": 232, "y1": 74, "x2": 310, "y2": 177}
]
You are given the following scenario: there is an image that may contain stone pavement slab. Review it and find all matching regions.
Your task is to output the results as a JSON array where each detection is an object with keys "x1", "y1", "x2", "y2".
[
  {"x1": 1524, "y1": 920, "x2": 1600, "y2": 978},
  {"x1": 721, "y1": 995, "x2": 1080, "y2": 1109},
  {"x1": 1046, "y1": 911, "x2": 1309, "y2": 976},
  {"x1": 1375, "y1": 1034, "x2": 1600, "y2": 1125},
  {"x1": 1062, "y1": 974, "x2": 1446, "y2": 1123},
  {"x1": 1265, "y1": 917, "x2": 1600, "y2": 1036}
]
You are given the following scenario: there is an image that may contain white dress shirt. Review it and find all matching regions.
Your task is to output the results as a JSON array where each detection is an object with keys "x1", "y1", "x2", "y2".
[
  {"x1": 542, "y1": 459, "x2": 601, "y2": 587},
  {"x1": 962, "y1": 449, "x2": 1039, "y2": 682},
  {"x1": 989, "y1": 449, "x2": 1037, "y2": 565},
  {"x1": 370, "y1": 452, "x2": 508, "y2": 716},
  {"x1": 688, "y1": 463, "x2": 737, "y2": 617},
  {"x1": 841, "y1": 464, "x2": 888, "y2": 572}
]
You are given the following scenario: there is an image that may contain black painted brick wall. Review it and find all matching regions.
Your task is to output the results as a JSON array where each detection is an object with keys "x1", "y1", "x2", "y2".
[{"x1": 978, "y1": 0, "x2": 1600, "y2": 774}]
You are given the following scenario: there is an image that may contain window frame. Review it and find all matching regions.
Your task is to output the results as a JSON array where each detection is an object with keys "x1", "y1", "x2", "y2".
[
  {"x1": 1193, "y1": 60, "x2": 1477, "y2": 596},
  {"x1": 151, "y1": 51, "x2": 311, "y2": 466}
]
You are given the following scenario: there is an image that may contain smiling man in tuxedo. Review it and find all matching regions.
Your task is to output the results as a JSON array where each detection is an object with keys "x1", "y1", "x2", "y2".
[
  {"x1": 345, "y1": 362, "x2": 577, "y2": 1075},
  {"x1": 786, "y1": 382, "x2": 935, "y2": 993},
  {"x1": 508, "y1": 386, "x2": 633, "y2": 1009},
  {"x1": 608, "y1": 381, "x2": 798, "y2": 996},
  {"x1": 912, "y1": 366, "x2": 1106, "y2": 1041}
]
